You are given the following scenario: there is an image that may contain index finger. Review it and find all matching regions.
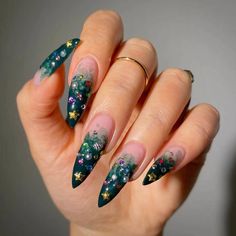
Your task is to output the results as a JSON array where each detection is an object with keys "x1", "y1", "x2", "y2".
[{"x1": 66, "y1": 10, "x2": 124, "y2": 127}]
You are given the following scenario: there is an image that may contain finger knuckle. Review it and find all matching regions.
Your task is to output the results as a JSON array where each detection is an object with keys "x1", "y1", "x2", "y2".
[
  {"x1": 127, "y1": 38, "x2": 156, "y2": 55},
  {"x1": 89, "y1": 10, "x2": 122, "y2": 25},
  {"x1": 146, "y1": 108, "x2": 169, "y2": 133},
  {"x1": 83, "y1": 10, "x2": 123, "y2": 43},
  {"x1": 108, "y1": 74, "x2": 136, "y2": 95},
  {"x1": 192, "y1": 121, "x2": 213, "y2": 144},
  {"x1": 199, "y1": 103, "x2": 220, "y2": 122},
  {"x1": 162, "y1": 68, "x2": 190, "y2": 86},
  {"x1": 16, "y1": 83, "x2": 29, "y2": 110}
]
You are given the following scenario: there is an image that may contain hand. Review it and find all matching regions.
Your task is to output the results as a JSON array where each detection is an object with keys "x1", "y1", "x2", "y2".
[{"x1": 17, "y1": 10, "x2": 220, "y2": 236}]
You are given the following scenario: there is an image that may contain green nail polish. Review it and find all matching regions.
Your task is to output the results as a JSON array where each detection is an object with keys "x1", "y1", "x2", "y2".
[
  {"x1": 66, "y1": 72, "x2": 93, "y2": 127},
  {"x1": 143, "y1": 149, "x2": 183, "y2": 185},
  {"x1": 72, "y1": 129, "x2": 108, "y2": 188},
  {"x1": 98, "y1": 154, "x2": 137, "y2": 207},
  {"x1": 39, "y1": 38, "x2": 80, "y2": 80}
]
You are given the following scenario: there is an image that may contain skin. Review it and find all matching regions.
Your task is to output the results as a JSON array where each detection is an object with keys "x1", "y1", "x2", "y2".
[{"x1": 16, "y1": 10, "x2": 220, "y2": 236}]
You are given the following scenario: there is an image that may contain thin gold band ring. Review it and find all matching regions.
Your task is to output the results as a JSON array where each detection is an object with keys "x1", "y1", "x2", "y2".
[{"x1": 116, "y1": 56, "x2": 149, "y2": 86}]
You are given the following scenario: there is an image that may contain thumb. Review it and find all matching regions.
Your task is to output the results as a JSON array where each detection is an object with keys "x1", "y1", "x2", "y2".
[{"x1": 17, "y1": 64, "x2": 73, "y2": 161}]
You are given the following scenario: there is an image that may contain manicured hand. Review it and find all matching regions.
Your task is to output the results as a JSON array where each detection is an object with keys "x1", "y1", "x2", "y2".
[{"x1": 17, "y1": 10, "x2": 220, "y2": 236}]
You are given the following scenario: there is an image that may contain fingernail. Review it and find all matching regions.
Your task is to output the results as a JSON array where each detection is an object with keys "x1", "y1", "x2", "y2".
[
  {"x1": 184, "y1": 69, "x2": 194, "y2": 83},
  {"x1": 143, "y1": 147, "x2": 185, "y2": 185},
  {"x1": 98, "y1": 142, "x2": 145, "y2": 207},
  {"x1": 72, "y1": 114, "x2": 114, "y2": 188},
  {"x1": 66, "y1": 57, "x2": 98, "y2": 127},
  {"x1": 39, "y1": 38, "x2": 80, "y2": 81}
]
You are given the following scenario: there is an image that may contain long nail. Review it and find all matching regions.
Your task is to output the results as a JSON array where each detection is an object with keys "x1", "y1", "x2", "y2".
[
  {"x1": 98, "y1": 142, "x2": 145, "y2": 207},
  {"x1": 143, "y1": 148, "x2": 185, "y2": 185},
  {"x1": 66, "y1": 57, "x2": 98, "y2": 127},
  {"x1": 72, "y1": 114, "x2": 114, "y2": 188},
  {"x1": 39, "y1": 38, "x2": 80, "y2": 81}
]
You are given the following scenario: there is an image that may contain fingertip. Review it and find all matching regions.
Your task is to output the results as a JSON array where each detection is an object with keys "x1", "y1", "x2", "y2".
[
  {"x1": 17, "y1": 65, "x2": 66, "y2": 122},
  {"x1": 68, "y1": 9, "x2": 124, "y2": 92},
  {"x1": 32, "y1": 65, "x2": 65, "y2": 101},
  {"x1": 142, "y1": 176, "x2": 153, "y2": 185},
  {"x1": 98, "y1": 188, "x2": 108, "y2": 208}
]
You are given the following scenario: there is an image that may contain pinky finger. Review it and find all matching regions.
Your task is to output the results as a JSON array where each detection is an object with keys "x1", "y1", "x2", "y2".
[{"x1": 143, "y1": 103, "x2": 220, "y2": 185}]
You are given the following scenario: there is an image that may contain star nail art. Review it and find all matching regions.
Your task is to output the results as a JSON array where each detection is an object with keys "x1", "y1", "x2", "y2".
[
  {"x1": 66, "y1": 57, "x2": 97, "y2": 127},
  {"x1": 72, "y1": 128, "x2": 108, "y2": 188},
  {"x1": 143, "y1": 149, "x2": 184, "y2": 185},
  {"x1": 66, "y1": 73, "x2": 93, "y2": 127},
  {"x1": 39, "y1": 38, "x2": 80, "y2": 80},
  {"x1": 98, "y1": 154, "x2": 137, "y2": 207}
]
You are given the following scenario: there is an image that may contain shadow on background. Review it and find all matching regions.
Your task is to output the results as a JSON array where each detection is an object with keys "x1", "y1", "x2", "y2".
[{"x1": 226, "y1": 148, "x2": 236, "y2": 235}]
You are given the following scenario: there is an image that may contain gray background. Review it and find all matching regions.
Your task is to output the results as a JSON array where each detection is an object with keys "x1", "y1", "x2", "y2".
[{"x1": 0, "y1": 0, "x2": 235, "y2": 235}]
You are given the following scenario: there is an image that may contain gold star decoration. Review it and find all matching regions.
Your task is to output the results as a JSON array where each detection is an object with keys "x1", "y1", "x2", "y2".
[
  {"x1": 101, "y1": 191, "x2": 110, "y2": 200},
  {"x1": 69, "y1": 111, "x2": 78, "y2": 120},
  {"x1": 66, "y1": 40, "x2": 73, "y2": 47},
  {"x1": 74, "y1": 172, "x2": 85, "y2": 181},
  {"x1": 148, "y1": 172, "x2": 157, "y2": 182}
]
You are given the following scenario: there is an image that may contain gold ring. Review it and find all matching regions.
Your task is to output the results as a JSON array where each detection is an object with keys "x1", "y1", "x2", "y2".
[{"x1": 116, "y1": 56, "x2": 149, "y2": 85}]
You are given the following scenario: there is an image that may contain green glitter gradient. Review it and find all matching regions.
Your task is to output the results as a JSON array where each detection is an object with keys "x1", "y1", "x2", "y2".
[
  {"x1": 143, "y1": 151, "x2": 177, "y2": 185},
  {"x1": 66, "y1": 72, "x2": 93, "y2": 127},
  {"x1": 98, "y1": 154, "x2": 137, "y2": 207},
  {"x1": 72, "y1": 129, "x2": 108, "y2": 188},
  {"x1": 39, "y1": 38, "x2": 80, "y2": 80}
]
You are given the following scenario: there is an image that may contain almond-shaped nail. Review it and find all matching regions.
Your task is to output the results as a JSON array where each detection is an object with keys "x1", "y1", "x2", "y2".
[
  {"x1": 72, "y1": 114, "x2": 114, "y2": 188},
  {"x1": 98, "y1": 142, "x2": 145, "y2": 207},
  {"x1": 66, "y1": 57, "x2": 98, "y2": 127},
  {"x1": 143, "y1": 147, "x2": 185, "y2": 185},
  {"x1": 39, "y1": 38, "x2": 80, "y2": 81}
]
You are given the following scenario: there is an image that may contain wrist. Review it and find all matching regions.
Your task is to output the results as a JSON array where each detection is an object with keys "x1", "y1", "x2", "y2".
[
  {"x1": 70, "y1": 223, "x2": 108, "y2": 236},
  {"x1": 70, "y1": 223, "x2": 164, "y2": 236}
]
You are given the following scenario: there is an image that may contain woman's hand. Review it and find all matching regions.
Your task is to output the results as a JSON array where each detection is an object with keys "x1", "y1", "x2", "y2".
[{"x1": 16, "y1": 10, "x2": 220, "y2": 236}]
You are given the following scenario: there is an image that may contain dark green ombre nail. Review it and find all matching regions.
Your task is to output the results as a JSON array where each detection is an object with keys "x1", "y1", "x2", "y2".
[
  {"x1": 72, "y1": 129, "x2": 108, "y2": 188},
  {"x1": 143, "y1": 149, "x2": 184, "y2": 185},
  {"x1": 39, "y1": 38, "x2": 80, "y2": 80},
  {"x1": 66, "y1": 74, "x2": 92, "y2": 127},
  {"x1": 66, "y1": 57, "x2": 97, "y2": 127},
  {"x1": 98, "y1": 154, "x2": 137, "y2": 207}
]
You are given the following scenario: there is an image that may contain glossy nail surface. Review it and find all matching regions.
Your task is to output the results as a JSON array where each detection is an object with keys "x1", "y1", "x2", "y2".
[
  {"x1": 72, "y1": 129, "x2": 107, "y2": 188},
  {"x1": 39, "y1": 38, "x2": 80, "y2": 80},
  {"x1": 66, "y1": 57, "x2": 97, "y2": 127},
  {"x1": 72, "y1": 114, "x2": 114, "y2": 188},
  {"x1": 98, "y1": 143, "x2": 145, "y2": 207},
  {"x1": 143, "y1": 148, "x2": 184, "y2": 185},
  {"x1": 98, "y1": 154, "x2": 137, "y2": 207}
]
